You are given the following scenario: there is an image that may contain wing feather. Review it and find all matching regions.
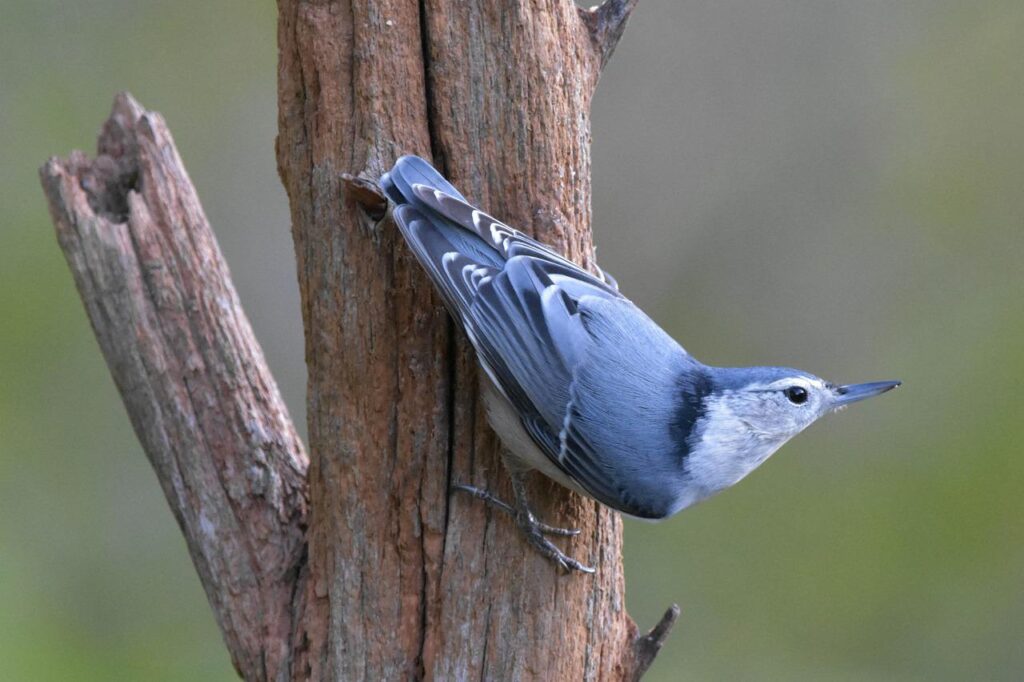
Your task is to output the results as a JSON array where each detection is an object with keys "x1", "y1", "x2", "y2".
[{"x1": 383, "y1": 156, "x2": 693, "y2": 518}]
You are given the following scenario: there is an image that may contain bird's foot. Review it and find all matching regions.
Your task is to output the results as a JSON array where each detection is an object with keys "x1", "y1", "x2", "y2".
[
  {"x1": 451, "y1": 481, "x2": 595, "y2": 574},
  {"x1": 515, "y1": 509, "x2": 596, "y2": 574},
  {"x1": 451, "y1": 484, "x2": 581, "y2": 536}
]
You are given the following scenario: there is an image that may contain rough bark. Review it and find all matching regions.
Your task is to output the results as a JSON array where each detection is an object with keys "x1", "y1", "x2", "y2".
[
  {"x1": 277, "y1": 0, "x2": 666, "y2": 680},
  {"x1": 40, "y1": 0, "x2": 678, "y2": 680},
  {"x1": 39, "y1": 93, "x2": 309, "y2": 682}
]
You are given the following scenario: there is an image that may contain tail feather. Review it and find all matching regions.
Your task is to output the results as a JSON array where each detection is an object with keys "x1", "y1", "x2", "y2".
[
  {"x1": 385, "y1": 155, "x2": 619, "y2": 296},
  {"x1": 381, "y1": 155, "x2": 467, "y2": 207}
]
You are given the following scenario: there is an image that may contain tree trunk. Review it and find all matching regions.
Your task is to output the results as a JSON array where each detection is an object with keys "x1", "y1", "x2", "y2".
[{"x1": 40, "y1": 1, "x2": 676, "y2": 680}]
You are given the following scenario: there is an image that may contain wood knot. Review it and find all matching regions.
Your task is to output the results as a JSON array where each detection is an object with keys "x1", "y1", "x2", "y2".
[{"x1": 341, "y1": 173, "x2": 388, "y2": 221}]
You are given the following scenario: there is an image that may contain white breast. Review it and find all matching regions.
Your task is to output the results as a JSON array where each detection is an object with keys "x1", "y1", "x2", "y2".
[{"x1": 479, "y1": 378, "x2": 589, "y2": 496}]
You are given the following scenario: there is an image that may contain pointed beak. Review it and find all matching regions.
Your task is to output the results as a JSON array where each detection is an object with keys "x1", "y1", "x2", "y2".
[{"x1": 832, "y1": 380, "x2": 901, "y2": 408}]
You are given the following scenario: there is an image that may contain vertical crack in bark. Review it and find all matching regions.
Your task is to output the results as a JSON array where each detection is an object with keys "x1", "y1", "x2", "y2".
[
  {"x1": 413, "y1": 2, "x2": 434, "y2": 675},
  {"x1": 285, "y1": 542, "x2": 310, "y2": 680},
  {"x1": 439, "y1": 321, "x2": 457, "y2": 557},
  {"x1": 416, "y1": 471, "x2": 430, "y2": 681},
  {"x1": 418, "y1": 0, "x2": 442, "y2": 166},
  {"x1": 416, "y1": 5, "x2": 445, "y2": 679},
  {"x1": 478, "y1": 601, "x2": 493, "y2": 681}
]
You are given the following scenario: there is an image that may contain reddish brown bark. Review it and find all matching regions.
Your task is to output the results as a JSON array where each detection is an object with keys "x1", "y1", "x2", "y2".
[
  {"x1": 40, "y1": 1, "x2": 677, "y2": 680},
  {"x1": 276, "y1": 0, "x2": 668, "y2": 679}
]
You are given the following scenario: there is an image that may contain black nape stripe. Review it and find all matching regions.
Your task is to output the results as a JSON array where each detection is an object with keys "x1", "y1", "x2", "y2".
[{"x1": 670, "y1": 368, "x2": 712, "y2": 458}]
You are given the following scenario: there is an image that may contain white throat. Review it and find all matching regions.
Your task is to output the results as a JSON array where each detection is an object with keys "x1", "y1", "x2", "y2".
[{"x1": 684, "y1": 393, "x2": 791, "y2": 500}]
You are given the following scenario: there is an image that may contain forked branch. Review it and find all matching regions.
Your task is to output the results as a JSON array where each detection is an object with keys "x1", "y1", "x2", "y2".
[{"x1": 39, "y1": 93, "x2": 308, "y2": 681}]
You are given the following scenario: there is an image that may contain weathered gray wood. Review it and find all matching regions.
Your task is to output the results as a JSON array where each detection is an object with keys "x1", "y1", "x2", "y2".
[{"x1": 40, "y1": 93, "x2": 309, "y2": 682}]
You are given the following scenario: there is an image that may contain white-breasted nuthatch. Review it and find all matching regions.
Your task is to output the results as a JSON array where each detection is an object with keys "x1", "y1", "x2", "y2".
[{"x1": 381, "y1": 156, "x2": 900, "y2": 573}]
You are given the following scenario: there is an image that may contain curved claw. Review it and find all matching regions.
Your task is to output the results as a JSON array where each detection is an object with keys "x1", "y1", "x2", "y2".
[
  {"x1": 451, "y1": 481, "x2": 595, "y2": 573},
  {"x1": 521, "y1": 521, "x2": 595, "y2": 574},
  {"x1": 451, "y1": 483, "x2": 581, "y2": 538}
]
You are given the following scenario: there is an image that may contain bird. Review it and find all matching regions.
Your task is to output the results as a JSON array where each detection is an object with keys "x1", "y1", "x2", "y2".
[{"x1": 380, "y1": 155, "x2": 900, "y2": 574}]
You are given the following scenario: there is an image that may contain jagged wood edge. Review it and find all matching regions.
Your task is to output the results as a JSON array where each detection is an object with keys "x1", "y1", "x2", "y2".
[
  {"x1": 39, "y1": 92, "x2": 309, "y2": 682},
  {"x1": 580, "y1": 0, "x2": 642, "y2": 70}
]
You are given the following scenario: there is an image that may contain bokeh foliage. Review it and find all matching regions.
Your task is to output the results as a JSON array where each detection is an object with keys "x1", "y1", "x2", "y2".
[{"x1": 2, "y1": 2, "x2": 1020, "y2": 679}]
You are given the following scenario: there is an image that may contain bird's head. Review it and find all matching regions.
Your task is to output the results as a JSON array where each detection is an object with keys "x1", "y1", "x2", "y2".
[
  {"x1": 684, "y1": 365, "x2": 900, "y2": 498},
  {"x1": 711, "y1": 367, "x2": 900, "y2": 436}
]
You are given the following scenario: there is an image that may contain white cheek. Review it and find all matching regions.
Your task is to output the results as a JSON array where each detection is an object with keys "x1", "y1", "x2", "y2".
[
  {"x1": 796, "y1": 400, "x2": 824, "y2": 430},
  {"x1": 686, "y1": 397, "x2": 787, "y2": 495}
]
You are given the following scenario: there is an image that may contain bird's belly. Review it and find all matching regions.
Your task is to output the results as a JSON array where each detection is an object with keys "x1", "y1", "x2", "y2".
[{"x1": 479, "y1": 378, "x2": 589, "y2": 495}]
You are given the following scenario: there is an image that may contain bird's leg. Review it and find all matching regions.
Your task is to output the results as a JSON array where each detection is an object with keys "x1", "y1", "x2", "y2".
[
  {"x1": 451, "y1": 473, "x2": 596, "y2": 574},
  {"x1": 451, "y1": 483, "x2": 581, "y2": 537},
  {"x1": 506, "y1": 472, "x2": 596, "y2": 574}
]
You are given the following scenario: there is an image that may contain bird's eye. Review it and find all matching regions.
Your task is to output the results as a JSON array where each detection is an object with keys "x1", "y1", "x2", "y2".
[{"x1": 784, "y1": 386, "x2": 809, "y2": 405}]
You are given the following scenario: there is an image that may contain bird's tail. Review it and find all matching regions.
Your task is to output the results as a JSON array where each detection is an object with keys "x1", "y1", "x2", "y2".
[
  {"x1": 382, "y1": 156, "x2": 507, "y2": 269},
  {"x1": 380, "y1": 154, "x2": 466, "y2": 206},
  {"x1": 381, "y1": 155, "x2": 509, "y2": 326}
]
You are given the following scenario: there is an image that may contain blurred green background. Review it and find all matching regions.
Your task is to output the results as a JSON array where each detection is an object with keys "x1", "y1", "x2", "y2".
[{"x1": 2, "y1": 1, "x2": 1021, "y2": 679}]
